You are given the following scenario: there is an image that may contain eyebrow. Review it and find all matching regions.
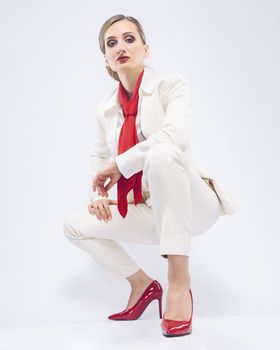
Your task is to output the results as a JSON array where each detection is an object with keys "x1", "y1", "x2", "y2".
[{"x1": 105, "y1": 32, "x2": 135, "y2": 41}]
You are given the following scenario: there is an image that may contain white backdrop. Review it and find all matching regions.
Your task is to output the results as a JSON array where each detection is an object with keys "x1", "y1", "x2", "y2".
[{"x1": 1, "y1": 0, "x2": 279, "y2": 326}]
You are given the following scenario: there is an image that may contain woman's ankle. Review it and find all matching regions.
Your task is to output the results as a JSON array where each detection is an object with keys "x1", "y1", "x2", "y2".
[
  {"x1": 168, "y1": 275, "x2": 191, "y2": 288},
  {"x1": 126, "y1": 269, "x2": 153, "y2": 289}
]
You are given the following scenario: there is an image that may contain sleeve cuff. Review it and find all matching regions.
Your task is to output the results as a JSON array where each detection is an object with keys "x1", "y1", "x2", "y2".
[
  {"x1": 115, "y1": 154, "x2": 134, "y2": 179},
  {"x1": 90, "y1": 194, "x2": 113, "y2": 202}
]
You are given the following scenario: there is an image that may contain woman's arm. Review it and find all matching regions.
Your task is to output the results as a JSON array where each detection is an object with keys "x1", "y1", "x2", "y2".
[
  {"x1": 115, "y1": 73, "x2": 192, "y2": 179},
  {"x1": 89, "y1": 101, "x2": 114, "y2": 201}
]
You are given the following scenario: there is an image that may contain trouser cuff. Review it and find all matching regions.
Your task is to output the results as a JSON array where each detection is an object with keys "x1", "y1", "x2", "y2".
[{"x1": 160, "y1": 234, "x2": 191, "y2": 258}]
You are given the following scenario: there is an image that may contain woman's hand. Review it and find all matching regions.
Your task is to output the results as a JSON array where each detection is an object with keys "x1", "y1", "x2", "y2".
[
  {"x1": 92, "y1": 161, "x2": 122, "y2": 197},
  {"x1": 88, "y1": 198, "x2": 118, "y2": 222}
]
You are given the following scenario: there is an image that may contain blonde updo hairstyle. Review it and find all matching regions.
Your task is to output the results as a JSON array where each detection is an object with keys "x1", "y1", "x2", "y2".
[{"x1": 98, "y1": 14, "x2": 147, "y2": 82}]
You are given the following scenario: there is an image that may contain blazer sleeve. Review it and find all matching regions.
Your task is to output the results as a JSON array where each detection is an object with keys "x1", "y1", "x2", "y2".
[
  {"x1": 89, "y1": 100, "x2": 114, "y2": 201},
  {"x1": 115, "y1": 73, "x2": 192, "y2": 179}
]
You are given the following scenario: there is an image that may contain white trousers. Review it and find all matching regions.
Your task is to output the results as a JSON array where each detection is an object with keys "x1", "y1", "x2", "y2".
[{"x1": 63, "y1": 143, "x2": 222, "y2": 280}]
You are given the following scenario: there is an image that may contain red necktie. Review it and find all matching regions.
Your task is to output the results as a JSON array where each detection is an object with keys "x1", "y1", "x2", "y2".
[{"x1": 117, "y1": 67, "x2": 144, "y2": 218}]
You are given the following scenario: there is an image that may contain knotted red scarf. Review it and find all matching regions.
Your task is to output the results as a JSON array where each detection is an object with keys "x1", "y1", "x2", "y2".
[{"x1": 117, "y1": 67, "x2": 144, "y2": 218}]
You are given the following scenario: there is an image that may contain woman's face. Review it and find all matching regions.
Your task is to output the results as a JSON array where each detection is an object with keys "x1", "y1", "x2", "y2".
[{"x1": 104, "y1": 20, "x2": 149, "y2": 74}]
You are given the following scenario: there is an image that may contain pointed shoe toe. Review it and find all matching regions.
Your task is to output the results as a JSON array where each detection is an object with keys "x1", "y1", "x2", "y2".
[
  {"x1": 108, "y1": 279, "x2": 163, "y2": 321},
  {"x1": 161, "y1": 288, "x2": 193, "y2": 337},
  {"x1": 161, "y1": 317, "x2": 192, "y2": 337}
]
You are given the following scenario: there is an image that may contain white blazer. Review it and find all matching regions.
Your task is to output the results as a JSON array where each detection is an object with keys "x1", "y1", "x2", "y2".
[{"x1": 90, "y1": 64, "x2": 240, "y2": 216}]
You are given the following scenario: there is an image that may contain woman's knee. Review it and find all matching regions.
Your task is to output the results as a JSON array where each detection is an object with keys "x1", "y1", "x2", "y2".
[
  {"x1": 63, "y1": 207, "x2": 89, "y2": 240},
  {"x1": 63, "y1": 214, "x2": 79, "y2": 239}
]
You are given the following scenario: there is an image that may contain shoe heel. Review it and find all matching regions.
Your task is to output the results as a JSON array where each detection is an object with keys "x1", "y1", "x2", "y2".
[
  {"x1": 158, "y1": 297, "x2": 162, "y2": 318},
  {"x1": 158, "y1": 294, "x2": 163, "y2": 319}
]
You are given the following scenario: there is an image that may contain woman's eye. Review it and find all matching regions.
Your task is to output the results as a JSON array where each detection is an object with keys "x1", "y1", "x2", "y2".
[
  {"x1": 107, "y1": 36, "x2": 135, "y2": 47},
  {"x1": 126, "y1": 36, "x2": 134, "y2": 42}
]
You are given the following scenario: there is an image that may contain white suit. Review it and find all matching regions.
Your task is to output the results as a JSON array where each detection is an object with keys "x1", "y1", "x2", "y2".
[{"x1": 63, "y1": 64, "x2": 240, "y2": 280}]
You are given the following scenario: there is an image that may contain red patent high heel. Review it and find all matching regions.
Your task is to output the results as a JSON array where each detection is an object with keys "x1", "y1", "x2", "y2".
[
  {"x1": 161, "y1": 288, "x2": 193, "y2": 337},
  {"x1": 108, "y1": 280, "x2": 163, "y2": 321}
]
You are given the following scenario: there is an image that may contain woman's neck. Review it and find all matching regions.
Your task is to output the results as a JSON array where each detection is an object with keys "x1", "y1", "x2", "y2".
[{"x1": 118, "y1": 66, "x2": 144, "y2": 99}]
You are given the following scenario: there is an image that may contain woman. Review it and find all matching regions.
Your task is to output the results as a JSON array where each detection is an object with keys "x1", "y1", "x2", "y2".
[{"x1": 63, "y1": 14, "x2": 240, "y2": 337}]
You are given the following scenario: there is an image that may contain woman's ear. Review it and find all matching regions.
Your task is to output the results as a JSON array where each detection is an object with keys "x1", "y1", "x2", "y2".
[{"x1": 144, "y1": 44, "x2": 150, "y2": 58}]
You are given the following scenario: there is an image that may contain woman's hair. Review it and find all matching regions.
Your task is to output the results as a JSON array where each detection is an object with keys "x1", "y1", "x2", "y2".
[{"x1": 98, "y1": 14, "x2": 147, "y2": 82}]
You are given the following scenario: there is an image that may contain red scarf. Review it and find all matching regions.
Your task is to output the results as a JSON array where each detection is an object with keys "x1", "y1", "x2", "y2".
[{"x1": 117, "y1": 67, "x2": 145, "y2": 218}]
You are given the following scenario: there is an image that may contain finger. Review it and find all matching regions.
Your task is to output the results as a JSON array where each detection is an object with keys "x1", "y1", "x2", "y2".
[
  {"x1": 92, "y1": 179, "x2": 97, "y2": 192},
  {"x1": 104, "y1": 180, "x2": 114, "y2": 193},
  {"x1": 95, "y1": 181, "x2": 103, "y2": 194},
  {"x1": 98, "y1": 185, "x2": 108, "y2": 197},
  {"x1": 97, "y1": 185, "x2": 103, "y2": 196},
  {"x1": 96, "y1": 174, "x2": 106, "y2": 186},
  {"x1": 95, "y1": 177, "x2": 102, "y2": 187},
  {"x1": 90, "y1": 203, "x2": 100, "y2": 220},
  {"x1": 88, "y1": 204, "x2": 95, "y2": 216},
  {"x1": 99, "y1": 204, "x2": 109, "y2": 222},
  {"x1": 94, "y1": 207, "x2": 101, "y2": 220},
  {"x1": 88, "y1": 204, "x2": 92, "y2": 214},
  {"x1": 104, "y1": 203, "x2": 112, "y2": 221},
  {"x1": 98, "y1": 177, "x2": 109, "y2": 195},
  {"x1": 98, "y1": 187, "x2": 107, "y2": 197},
  {"x1": 101, "y1": 183, "x2": 108, "y2": 196},
  {"x1": 95, "y1": 208, "x2": 102, "y2": 221}
]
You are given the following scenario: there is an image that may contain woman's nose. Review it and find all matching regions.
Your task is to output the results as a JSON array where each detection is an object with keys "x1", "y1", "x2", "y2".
[{"x1": 117, "y1": 47, "x2": 125, "y2": 54}]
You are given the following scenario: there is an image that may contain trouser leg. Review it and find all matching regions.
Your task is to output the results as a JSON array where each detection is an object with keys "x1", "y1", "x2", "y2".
[
  {"x1": 65, "y1": 234, "x2": 141, "y2": 281},
  {"x1": 142, "y1": 143, "x2": 222, "y2": 258},
  {"x1": 63, "y1": 203, "x2": 159, "y2": 281},
  {"x1": 63, "y1": 144, "x2": 221, "y2": 279}
]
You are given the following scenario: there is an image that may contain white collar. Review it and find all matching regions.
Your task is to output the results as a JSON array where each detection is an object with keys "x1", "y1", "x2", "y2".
[{"x1": 103, "y1": 64, "x2": 156, "y2": 113}]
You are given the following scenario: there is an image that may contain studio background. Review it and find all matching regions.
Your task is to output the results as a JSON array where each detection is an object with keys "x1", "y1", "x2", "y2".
[{"x1": 1, "y1": 0, "x2": 279, "y2": 327}]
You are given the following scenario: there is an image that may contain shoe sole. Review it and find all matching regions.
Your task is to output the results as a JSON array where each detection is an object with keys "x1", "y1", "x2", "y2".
[{"x1": 162, "y1": 331, "x2": 192, "y2": 337}]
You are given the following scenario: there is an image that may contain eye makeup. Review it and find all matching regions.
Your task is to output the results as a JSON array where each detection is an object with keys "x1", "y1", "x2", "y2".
[{"x1": 106, "y1": 33, "x2": 135, "y2": 47}]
